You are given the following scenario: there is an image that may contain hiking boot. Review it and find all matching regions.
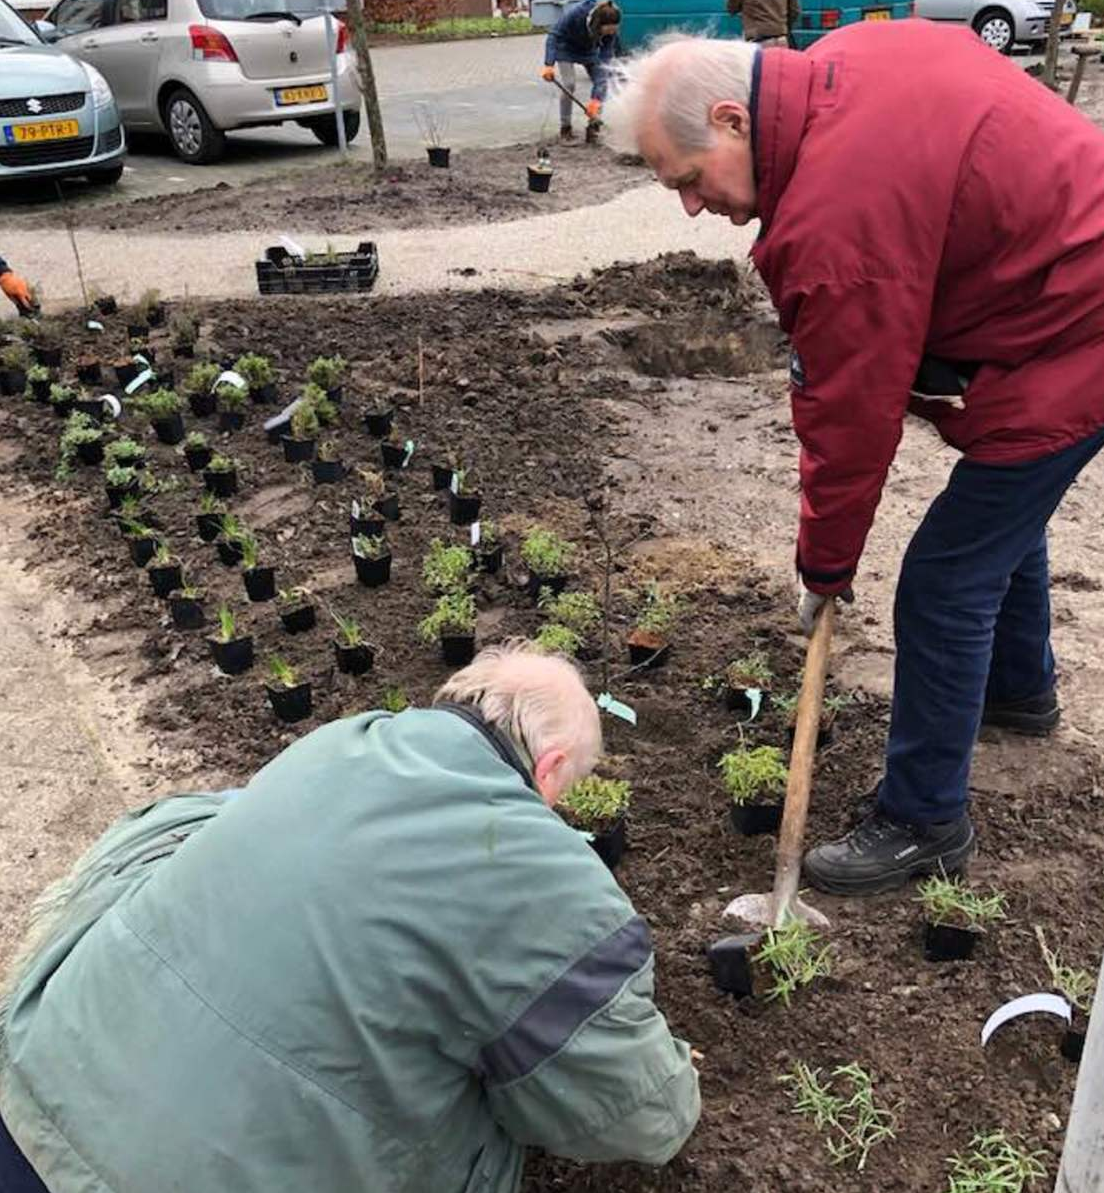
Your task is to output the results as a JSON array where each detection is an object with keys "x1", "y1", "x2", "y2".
[
  {"x1": 981, "y1": 688, "x2": 1059, "y2": 736},
  {"x1": 803, "y1": 809, "x2": 975, "y2": 896},
  {"x1": 559, "y1": 126, "x2": 575, "y2": 142}
]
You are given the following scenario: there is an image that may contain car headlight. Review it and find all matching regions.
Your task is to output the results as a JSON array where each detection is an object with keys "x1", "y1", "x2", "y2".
[{"x1": 84, "y1": 64, "x2": 114, "y2": 110}]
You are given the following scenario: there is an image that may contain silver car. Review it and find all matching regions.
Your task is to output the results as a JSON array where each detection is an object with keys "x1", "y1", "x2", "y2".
[
  {"x1": 916, "y1": 0, "x2": 1076, "y2": 53},
  {"x1": 0, "y1": 0, "x2": 125, "y2": 185},
  {"x1": 38, "y1": 0, "x2": 361, "y2": 164}
]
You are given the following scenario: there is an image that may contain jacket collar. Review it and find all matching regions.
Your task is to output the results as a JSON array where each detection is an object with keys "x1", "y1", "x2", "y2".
[
  {"x1": 752, "y1": 47, "x2": 815, "y2": 236},
  {"x1": 434, "y1": 702, "x2": 537, "y2": 791}
]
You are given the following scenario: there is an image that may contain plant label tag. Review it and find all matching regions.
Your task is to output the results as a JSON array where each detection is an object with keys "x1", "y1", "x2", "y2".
[
  {"x1": 402, "y1": 439, "x2": 415, "y2": 468},
  {"x1": 470, "y1": 521, "x2": 481, "y2": 547},
  {"x1": 450, "y1": 471, "x2": 460, "y2": 495},
  {"x1": 744, "y1": 687, "x2": 763, "y2": 721},
  {"x1": 125, "y1": 369, "x2": 153, "y2": 395},
  {"x1": 86, "y1": 320, "x2": 104, "y2": 333},
  {"x1": 981, "y1": 993, "x2": 1072, "y2": 1047},
  {"x1": 279, "y1": 234, "x2": 307, "y2": 260},
  {"x1": 131, "y1": 353, "x2": 150, "y2": 368},
  {"x1": 351, "y1": 499, "x2": 361, "y2": 519},
  {"x1": 215, "y1": 370, "x2": 247, "y2": 392},
  {"x1": 101, "y1": 394, "x2": 122, "y2": 420},
  {"x1": 597, "y1": 692, "x2": 637, "y2": 726}
]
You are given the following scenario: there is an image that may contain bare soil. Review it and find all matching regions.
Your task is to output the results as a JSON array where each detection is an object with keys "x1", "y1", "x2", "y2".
[{"x1": 1, "y1": 253, "x2": 1102, "y2": 1192}]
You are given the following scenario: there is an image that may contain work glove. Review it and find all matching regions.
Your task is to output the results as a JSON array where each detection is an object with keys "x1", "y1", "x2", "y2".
[
  {"x1": 541, "y1": 65, "x2": 556, "y2": 82},
  {"x1": 797, "y1": 577, "x2": 854, "y2": 637},
  {"x1": 0, "y1": 270, "x2": 35, "y2": 315},
  {"x1": 585, "y1": 98, "x2": 602, "y2": 120}
]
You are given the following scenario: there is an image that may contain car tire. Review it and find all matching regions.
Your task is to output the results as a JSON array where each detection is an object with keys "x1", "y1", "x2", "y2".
[
  {"x1": 88, "y1": 163, "x2": 124, "y2": 185},
  {"x1": 972, "y1": 7, "x2": 1015, "y2": 53},
  {"x1": 164, "y1": 87, "x2": 227, "y2": 164},
  {"x1": 306, "y1": 110, "x2": 361, "y2": 146}
]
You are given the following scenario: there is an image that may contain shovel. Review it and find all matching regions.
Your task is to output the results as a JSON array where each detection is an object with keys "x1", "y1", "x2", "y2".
[
  {"x1": 723, "y1": 601, "x2": 835, "y2": 931},
  {"x1": 549, "y1": 76, "x2": 603, "y2": 144}
]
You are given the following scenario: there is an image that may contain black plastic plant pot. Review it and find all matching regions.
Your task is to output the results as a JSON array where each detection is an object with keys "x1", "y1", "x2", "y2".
[
  {"x1": 152, "y1": 413, "x2": 186, "y2": 445},
  {"x1": 30, "y1": 378, "x2": 52, "y2": 402},
  {"x1": 95, "y1": 295, "x2": 118, "y2": 316},
  {"x1": 449, "y1": 490, "x2": 482, "y2": 526},
  {"x1": 0, "y1": 368, "x2": 27, "y2": 396},
  {"x1": 280, "y1": 604, "x2": 317, "y2": 634},
  {"x1": 267, "y1": 682, "x2": 313, "y2": 724},
  {"x1": 312, "y1": 458, "x2": 345, "y2": 485},
  {"x1": 479, "y1": 544, "x2": 505, "y2": 575},
  {"x1": 126, "y1": 322, "x2": 149, "y2": 340},
  {"x1": 185, "y1": 445, "x2": 213, "y2": 473},
  {"x1": 526, "y1": 572, "x2": 568, "y2": 601},
  {"x1": 380, "y1": 441, "x2": 406, "y2": 469},
  {"x1": 327, "y1": 385, "x2": 343, "y2": 406},
  {"x1": 588, "y1": 816, "x2": 627, "y2": 871},
  {"x1": 431, "y1": 463, "x2": 454, "y2": 491},
  {"x1": 243, "y1": 566, "x2": 277, "y2": 603},
  {"x1": 73, "y1": 397, "x2": 105, "y2": 422},
  {"x1": 114, "y1": 361, "x2": 139, "y2": 389},
  {"x1": 175, "y1": 344, "x2": 195, "y2": 360},
  {"x1": 627, "y1": 631, "x2": 670, "y2": 670},
  {"x1": 1061, "y1": 1026, "x2": 1086, "y2": 1063},
  {"x1": 76, "y1": 361, "x2": 102, "y2": 386},
  {"x1": 528, "y1": 166, "x2": 553, "y2": 194},
  {"x1": 427, "y1": 146, "x2": 451, "y2": 168},
  {"x1": 730, "y1": 801, "x2": 783, "y2": 837},
  {"x1": 350, "y1": 511, "x2": 386, "y2": 539},
  {"x1": 147, "y1": 305, "x2": 166, "y2": 328},
  {"x1": 196, "y1": 512, "x2": 222, "y2": 542},
  {"x1": 75, "y1": 439, "x2": 105, "y2": 466},
  {"x1": 725, "y1": 686, "x2": 771, "y2": 718},
  {"x1": 169, "y1": 594, "x2": 204, "y2": 630},
  {"x1": 105, "y1": 480, "x2": 139, "y2": 509},
  {"x1": 217, "y1": 538, "x2": 245, "y2": 567},
  {"x1": 250, "y1": 383, "x2": 277, "y2": 404},
  {"x1": 923, "y1": 921, "x2": 979, "y2": 962},
  {"x1": 204, "y1": 468, "x2": 238, "y2": 498},
  {"x1": 51, "y1": 397, "x2": 74, "y2": 419},
  {"x1": 282, "y1": 435, "x2": 315, "y2": 463},
  {"x1": 334, "y1": 640, "x2": 374, "y2": 676},
  {"x1": 374, "y1": 493, "x2": 400, "y2": 522},
  {"x1": 363, "y1": 408, "x2": 394, "y2": 438},
  {"x1": 707, "y1": 934, "x2": 761, "y2": 999},
  {"x1": 207, "y1": 635, "x2": 254, "y2": 676},
  {"x1": 354, "y1": 552, "x2": 392, "y2": 587},
  {"x1": 33, "y1": 345, "x2": 63, "y2": 369},
  {"x1": 441, "y1": 634, "x2": 476, "y2": 667},
  {"x1": 128, "y1": 536, "x2": 158, "y2": 567},
  {"x1": 218, "y1": 410, "x2": 245, "y2": 433},
  {"x1": 147, "y1": 562, "x2": 183, "y2": 598},
  {"x1": 189, "y1": 390, "x2": 216, "y2": 418},
  {"x1": 786, "y1": 719, "x2": 834, "y2": 751}
]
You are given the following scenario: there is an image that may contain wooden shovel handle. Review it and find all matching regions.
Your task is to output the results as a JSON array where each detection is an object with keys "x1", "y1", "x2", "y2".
[{"x1": 771, "y1": 601, "x2": 835, "y2": 928}]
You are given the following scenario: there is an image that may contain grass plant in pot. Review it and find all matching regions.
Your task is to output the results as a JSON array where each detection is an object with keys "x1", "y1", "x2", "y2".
[
  {"x1": 917, "y1": 875, "x2": 1006, "y2": 962},
  {"x1": 146, "y1": 542, "x2": 183, "y2": 598},
  {"x1": 239, "y1": 532, "x2": 277, "y2": 602},
  {"x1": 475, "y1": 519, "x2": 504, "y2": 574},
  {"x1": 527, "y1": 146, "x2": 553, "y2": 194},
  {"x1": 448, "y1": 468, "x2": 482, "y2": 526},
  {"x1": 431, "y1": 454, "x2": 457, "y2": 492},
  {"x1": 721, "y1": 652, "x2": 773, "y2": 717},
  {"x1": 521, "y1": 527, "x2": 575, "y2": 600},
  {"x1": 418, "y1": 592, "x2": 477, "y2": 666},
  {"x1": 169, "y1": 582, "x2": 205, "y2": 630},
  {"x1": 58, "y1": 411, "x2": 105, "y2": 472},
  {"x1": 720, "y1": 744, "x2": 788, "y2": 836},
  {"x1": 265, "y1": 655, "x2": 312, "y2": 724},
  {"x1": 207, "y1": 604, "x2": 254, "y2": 675},
  {"x1": 0, "y1": 341, "x2": 31, "y2": 396},
  {"x1": 216, "y1": 381, "x2": 248, "y2": 432},
  {"x1": 1037, "y1": 930, "x2": 1096, "y2": 1061},
  {"x1": 277, "y1": 586, "x2": 317, "y2": 634},
  {"x1": 170, "y1": 310, "x2": 199, "y2": 359},
  {"x1": 196, "y1": 492, "x2": 225, "y2": 542},
  {"x1": 204, "y1": 453, "x2": 239, "y2": 497},
  {"x1": 121, "y1": 518, "x2": 160, "y2": 567},
  {"x1": 182, "y1": 431, "x2": 212, "y2": 473},
  {"x1": 332, "y1": 611, "x2": 374, "y2": 676},
  {"x1": 422, "y1": 538, "x2": 473, "y2": 597},
  {"x1": 216, "y1": 514, "x2": 247, "y2": 566},
  {"x1": 352, "y1": 534, "x2": 392, "y2": 588},
  {"x1": 559, "y1": 776, "x2": 630, "y2": 871},
  {"x1": 380, "y1": 428, "x2": 409, "y2": 470},
  {"x1": 30, "y1": 321, "x2": 63, "y2": 369},
  {"x1": 141, "y1": 387, "x2": 186, "y2": 445},
  {"x1": 103, "y1": 464, "x2": 140, "y2": 509},
  {"x1": 363, "y1": 398, "x2": 394, "y2": 439},
  {"x1": 27, "y1": 364, "x2": 52, "y2": 402},
  {"x1": 709, "y1": 920, "x2": 833, "y2": 1003},
  {"x1": 312, "y1": 439, "x2": 345, "y2": 485},
  {"x1": 626, "y1": 585, "x2": 682, "y2": 669},
  {"x1": 307, "y1": 354, "x2": 347, "y2": 405},
  {"x1": 350, "y1": 475, "x2": 387, "y2": 538},
  {"x1": 236, "y1": 352, "x2": 277, "y2": 404},
  {"x1": 183, "y1": 362, "x2": 220, "y2": 417},
  {"x1": 135, "y1": 287, "x2": 165, "y2": 329},
  {"x1": 282, "y1": 397, "x2": 319, "y2": 463}
]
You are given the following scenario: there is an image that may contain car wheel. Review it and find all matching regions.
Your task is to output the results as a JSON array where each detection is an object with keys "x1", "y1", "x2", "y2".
[
  {"x1": 165, "y1": 87, "x2": 227, "y2": 164},
  {"x1": 306, "y1": 110, "x2": 361, "y2": 147},
  {"x1": 972, "y1": 7, "x2": 1015, "y2": 53},
  {"x1": 88, "y1": 163, "x2": 124, "y2": 185}
]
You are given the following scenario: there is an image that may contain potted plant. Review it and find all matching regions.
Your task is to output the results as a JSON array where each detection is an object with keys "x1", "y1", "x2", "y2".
[
  {"x1": 527, "y1": 146, "x2": 553, "y2": 195},
  {"x1": 266, "y1": 655, "x2": 313, "y2": 724},
  {"x1": 381, "y1": 686, "x2": 409, "y2": 713},
  {"x1": 539, "y1": 588, "x2": 601, "y2": 655},
  {"x1": 917, "y1": 876, "x2": 1006, "y2": 962},
  {"x1": 380, "y1": 429, "x2": 409, "y2": 470},
  {"x1": 28, "y1": 321, "x2": 61, "y2": 369},
  {"x1": 196, "y1": 492, "x2": 225, "y2": 542},
  {"x1": 47, "y1": 382, "x2": 76, "y2": 419},
  {"x1": 216, "y1": 381, "x2": 248, "y2": 432},
  {"x1": 719, "y1": 745, "x2": 789, "y2": 836},
  {"x1": 448, "y1": 468, "x2": 482, "y2": 526},
  {"x1": 357, "y1": 467, "x2": 399, "y2": 523},
  {"x1": 207, "y1": 604, "x2": 254, "y2": 675},
  {"x1": 709, "y1": 920, "x2": 832, "y2": 1003},
  {"x1": 422, "y1": 538, "x2": 473, "y2": 595},
  {"x1": 475, "y1": 519, "x2": 504, "y2": 574},
  {"x1": 236, "y1": 352, "x2": 277, "y2": 404},
  {"x1": 415, "y1": 100, "x2": 451, "y2": 168},
  {"x1": 26, "y1": 364, "x2": 52, "y2": 402},
  {"x1": 182, "y1": 431, "x2": 212, "y2": 473},
  {"x1": 535, "y1": 623, "x2": 583, "y2": 657},
  {"x1": 312, "y1": 439, "x2": 345, "y2": 485},
  {"x1": 216, "y1": 514, "x2": 247, "y2": 565},
  {"x1": 76, "y1": 354, "x2": 102, "y2": 386},
  {"x1": 307, "y1": 354, "x2": 347, "y2": 403},
  {"x1": 521, "y1": 527, "x2": 575, "y2": 599},
  {"x1": 104, "y1": 464, "x2": 140, "y2": 509},
  {"x1": 560, "y1": 776, "x2": 630, "y2": 871},
  {"x1": 58, "y1": 411, "x2": 105, "y2": 470},
  {"x1": 73, "y1": 389, "x2": 106, "y2": 421},
  {"x1": 302, "y1": 382, "x2": 337, "y2": 427},
  {"x1": 431, "y1": 455, "x2": 457, "y2": 492},
  {"x1": 352, "y1": 534, "x2": 392, "y2": 587},
  {"x1": 332, "y1": 611, "x2": 374, "y2": 676},
  {"x1": 282, "y1": 396, "x2": 319, "y2": 463},
  {"x1": 203, "y1": 453, "x2": 239, "y2": 497},
  {"x1": 104, "y1": 437, "x2": 146, "y2": 470},
  {"x1": 776, "y1": 690, "x2": 850, "y2": 749},
  {"x1": 141, "y1": 387, "x2": 186, "y2": 445},
  {"x1": 146, "y1": 543, "x2": 183, "y2": 598},
  {"x1": 136, "y1": 287, "x2": 165, "y2": 328},
  {"x1": 277, "y1": 586, "x2": 317, "y2": 634},
  {"x1": 350, "y1": 493, "x2": 386, "y2": 539},
  {"x1": 113, "y1": 353, "x2": 141, "y2": 390},
  {"x1": 122, "y1": 519, "x2": 160, "y2": 567},
  {"x1": 239, "y1": 533, "x2": 277, "y2": 602},
  {"x1": 363, "y1": 399, "x2": 394, "y2": 438},
  {"x1": 90, "y1": 287, "x2": 118, "y2": 316},
  {"x1": 169, "y1": 583, "x2": 205, "y2": 630},
  {"x1": 418, "y1": 592, "x2": 477, "y2": 666},
  {"x1": 0, "y1": 341, "x2": 31, "y2": 396},
  {"x1": 626, "y1": 585, "x2": 683, "y2": 670},
  {"x1": 722, "y1": 653, "x2": 774, "y2": 717},
  {"x1": 183, "y1": 362, "x2": 220, "y2": 417},
  {"x1": 1037, "y1": 930, "x2": 1096, "y2": 1061}
]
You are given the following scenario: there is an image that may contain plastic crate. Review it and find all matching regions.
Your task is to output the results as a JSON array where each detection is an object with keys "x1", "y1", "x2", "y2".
[{"x1": 255, "y1": 241, "x2": 380, "y2": 296}]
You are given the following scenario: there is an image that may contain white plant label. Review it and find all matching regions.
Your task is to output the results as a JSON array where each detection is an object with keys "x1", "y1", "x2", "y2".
[
  {"x1": 351, "y1": 499, "x2": 362, "y2": 519},
  {"x1": 402, "y1": 440, "x2": 415, "y2": 468},
  {"x1": 744, "y1": 687, "x2": 763, "y2": 721},
  {"x1": 597, "y1": 692, "x2": 637, "y2": 726},
  {"x1": 214, "y1": 370, "x2": 247, "y2": 393},
  {"x1": 981, "y1": 993, "x2": 1072, "y2": 1047},
  {"x1": 131, "y1": 353, "x2": 149, "y2": 368},
  {"x1": 470, "y1": 521, "x2": 481, "y2": 547},
  {"x1": 86, "y1": 320, "x2": 104, "y2": 333},
  {"x1": 279, "y1": 234, "x2": 307, "y2": 260},
  {"x1": 125, "y1": 369, "x2": 153, "y2": 395},
  {"x1": 577, "y1": 829, "x2": 596, "y2": 843},
  {"x1": 450, "y1": 471, "x2": 460, "y2": 495},
  {"x1": 101, "y1": 395, "x2": 122, "y2": 420}
]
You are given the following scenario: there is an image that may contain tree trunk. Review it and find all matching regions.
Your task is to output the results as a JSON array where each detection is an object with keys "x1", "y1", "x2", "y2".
[
  {"x1": 1043, "y1": 3, "x2": 1063, "y2": 91},
  {"x1": 1055, "y1": 952, "x2": 1104, "y2": 1191},
  {"x1": 345, "y1": 0, "x2": 388, "y2": 170}
]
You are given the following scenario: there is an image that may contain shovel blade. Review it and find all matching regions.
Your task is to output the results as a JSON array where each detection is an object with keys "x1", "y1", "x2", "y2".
[{"x1": 722, "y1": 892, "x2": 831, "y2": 932}]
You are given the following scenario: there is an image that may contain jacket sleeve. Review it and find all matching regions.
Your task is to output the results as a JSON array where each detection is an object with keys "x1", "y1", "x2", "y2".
[
  {"x1": 482, "y1": 917, "x2": 700, "y2": 1165},
  {"x1": 785, "y1": 274, "x2": 930, "y2": 594},
  {"x1": 543, "y1": 29, "x2": 558, "y2": 66}
]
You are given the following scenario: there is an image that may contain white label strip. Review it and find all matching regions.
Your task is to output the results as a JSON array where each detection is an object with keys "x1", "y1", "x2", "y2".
[{"x1": 981, "y1": 993, "x2": 1072, "y2": 1047}]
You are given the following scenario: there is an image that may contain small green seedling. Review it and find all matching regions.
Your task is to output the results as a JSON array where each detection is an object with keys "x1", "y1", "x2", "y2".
[
  {"x1": 238, "y1": 533, "x2": 260, "y2": 571},
  {"x1": 235, "y1": 352, "x2": 274, "y2": 388},
  {"x1": 220, "y1": 512, "x2": 246, "y2": 542},
  {"x1": 780, "y1": 1062, "x2": 897, "y2": 1173},
  {"x1": 307, "y1": 354, "x2": 347, "y2": 391},
  {"x1": 182, "y1": 362, "x2": 220, "y2": 396},
  {"x1": 216, "y1": 382, "x2": 247, "y2": 411},
  {"x1": 535, "y1": 623, "x2": 583, "y2": 657},
  {"x1": 206, "y1": 453, "x2": 236, "y2": 474},
  {"x1": 352, "y1": 534, "x2": 389, "y2": 561},
  {"x1": 104, "y1": 464, "x2": 139, "y2": 489},
  {"x1": 944, "y1": 1131, "x2": 1047, "y2": 1193},
  {"x1": 381, "y1": 686, "x2": 409, "y2": 713},
  {"x1": 418, "y1": 592, "x2": 477, "y2": 642},
  {"x1": 140, "y1": 387, "x2": 181, "y2": 420},
  {"x1": 200, "y1": 492, "x2": 225, "y2": 515},
  {"x1": 422, "y1": 539, "x2": 473, "y2": 594},
  {"x1": 267, "y1": 655, "x2": 298, "y2": 688},
  {"x1": 1036, "y1": 927, "x2": 1096, "y2": 1012},
  {"x1": 634, "y1": 584, "x2": 684, "y2": 637},
  {"x1": 561, "y1": 776, "x2": 631, "y2": 829},
  {"x1": 538, "y1": 589, "x2": 600, "y2": 636},
  {"x1": 184, "y1": 431, "x2": 208, "y2": 450},
  {"x1": 917, "y1": 876, "x2": 1006, "y2": 932},
  {"x1": 331, "y1": 611, "x2": 364, "y2": 647},
  {"x1": 726, "y1": 652, "x2": 773, "y2": 688},
  {"x1": 521, "y1": 527, "x2": 576, "y2": 578},
  {"x1": 478, "y1": 519, "x2": 500, "y2": 550},
  {"x1": 301, "y1": 381, "x2": 336, "y2": 425},
  {"x1": 277, "y1": 586, "x2": 312, "y2": 611},
  {"x1": 216, "y1": 605, "x2": 237, "y2": 643},
  {"x1": 27, "y1": 364, "x2": 50, "y2": 383},
  {"x1": 151, "y1": 543, "x2": 173, "y2": 566},
  {"x1": 718, "y1": 746, "x2": 788, "y2": 805},
  {"x1": 755, "y1": 920, "x2": 833, "y2": 1006},
  {"x1": 104, "y1": 437, "x2": 145, "y2": 468}
]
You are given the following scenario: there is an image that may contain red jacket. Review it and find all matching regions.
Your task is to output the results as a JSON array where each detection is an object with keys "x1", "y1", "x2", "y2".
[{"x1": 751, "y1": 22, "x2": 1104, "y2": 594}]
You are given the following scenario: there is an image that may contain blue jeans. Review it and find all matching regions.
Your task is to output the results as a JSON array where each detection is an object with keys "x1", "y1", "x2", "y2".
[
  {"x1": 0, "y1": 1112, "x2": 48, "y2": 1193},
  {"x1": 880, "y1": 423, "x2": 1104, "y2": 824}
]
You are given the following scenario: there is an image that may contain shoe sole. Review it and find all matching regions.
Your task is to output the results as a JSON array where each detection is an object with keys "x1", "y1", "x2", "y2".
[
  {"x1": 980, "y1": 710, "x2": 1059, "y2": 737},
  {"x1": 804, "y1": 827, "x2": 977, "y2": 897}
]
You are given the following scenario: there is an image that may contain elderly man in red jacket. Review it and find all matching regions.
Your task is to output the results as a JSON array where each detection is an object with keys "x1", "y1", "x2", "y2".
[{"x1": 605, "y1": 23, "x2": 1104, "y2": 894}]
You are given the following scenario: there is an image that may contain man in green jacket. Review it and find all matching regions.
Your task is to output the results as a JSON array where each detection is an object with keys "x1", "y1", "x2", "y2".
[{"x1": 0, "y1": 642, "x2": 700, "y2": 1193}]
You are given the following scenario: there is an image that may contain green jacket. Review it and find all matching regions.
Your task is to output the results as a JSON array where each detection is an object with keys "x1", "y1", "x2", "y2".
[{"x1": 0, "y1": 707, "x2": 699, "y2": 1192}]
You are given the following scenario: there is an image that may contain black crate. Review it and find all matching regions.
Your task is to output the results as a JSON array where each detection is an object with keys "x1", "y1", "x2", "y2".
[{"x1": 255, "y1": 242, "x2": 380, "y2": 296}]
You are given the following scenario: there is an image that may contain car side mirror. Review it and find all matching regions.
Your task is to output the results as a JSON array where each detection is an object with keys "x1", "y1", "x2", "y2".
[{"x1": 35, "y1": 19, "x2": 60, "y2": 40}]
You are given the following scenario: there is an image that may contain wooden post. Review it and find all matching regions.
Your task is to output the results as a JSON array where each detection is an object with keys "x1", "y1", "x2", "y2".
[
  {"x1": 1066, "y1": 44, "x2": 1100, "y2": 105},
  {"x1": 1055, "y1": 952, "x2": 1104, "y2": 1192},
  {"x1": 345, "y1": 0, "x2": 388, "y2": 170}
]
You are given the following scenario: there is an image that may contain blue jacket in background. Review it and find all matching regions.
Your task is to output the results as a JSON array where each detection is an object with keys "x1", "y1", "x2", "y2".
[{"x1": 544, "y1": 0, "x2": 620, "y2": 96}]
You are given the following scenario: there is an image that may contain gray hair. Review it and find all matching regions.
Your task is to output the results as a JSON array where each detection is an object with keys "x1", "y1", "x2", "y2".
[
  {"x1": 434, "y1": 640, "x2": 602, "y2": 785},
  {"x1": 604, "y1": 33, "x2": 759, "y2": 156}
]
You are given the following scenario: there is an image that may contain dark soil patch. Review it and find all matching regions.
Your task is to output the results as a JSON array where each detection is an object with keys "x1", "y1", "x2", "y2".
[{"x1": 2, "y1": 251, "x2": 1100, "y2": 1193}]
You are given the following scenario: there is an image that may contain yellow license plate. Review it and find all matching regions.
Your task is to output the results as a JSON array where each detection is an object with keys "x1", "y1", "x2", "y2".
[
  {"x1": 275, "y1": 85, "x2": 327, "y2": 106},
  {"x1": 7, "y1": 119, "x2": 80, "y2": 143},
  {"x1": 863, "y1": 8, "x2": 891, "y2": 18}
]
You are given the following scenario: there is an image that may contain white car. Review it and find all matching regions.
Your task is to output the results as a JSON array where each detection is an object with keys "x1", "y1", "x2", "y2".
[
  {"x1": 37, "y1": 0, "x2": 361, "y2": 163},
  {"x1": 916, "y1": 0, "x2": 1076, "y2": 53}
]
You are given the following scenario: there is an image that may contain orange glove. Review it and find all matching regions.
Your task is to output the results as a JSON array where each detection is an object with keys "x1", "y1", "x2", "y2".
[
  {"x1": 586, "y1": 98, "x2": 602, "y2": 120},
  {"x1": 0, "y1": 270, "x2": 34, "y2": 314},
  {"x1": 541, "y1": 65, "x2": 556, "y2": 82}
]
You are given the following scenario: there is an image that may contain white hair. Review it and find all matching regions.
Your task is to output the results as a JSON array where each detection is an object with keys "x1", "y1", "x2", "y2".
[
  {"x1": 434, "y1": 640, "x2": 602, "y2": 785},
  {"x1": 605, "y1": 32, "x2": 759, "y2": 156}
]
